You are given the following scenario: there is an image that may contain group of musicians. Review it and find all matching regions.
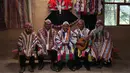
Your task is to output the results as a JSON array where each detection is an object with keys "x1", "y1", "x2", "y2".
[{"x1": 17, "y1": 19, "x2": 113, "y2": 73}]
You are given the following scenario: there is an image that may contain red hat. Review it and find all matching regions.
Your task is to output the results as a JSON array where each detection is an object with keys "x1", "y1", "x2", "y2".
[{"x1": 24, "y1": 23, "x2": 32, "y2": 28}]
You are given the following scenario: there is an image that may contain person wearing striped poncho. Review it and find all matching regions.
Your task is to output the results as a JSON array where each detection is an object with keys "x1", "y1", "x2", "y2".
[
  {"x1": 37, "y1": 19, "x2": 58, "y2": 71},
  {"x1": 90, "y1": 20, "x2": 113, "y2": 68},
  {"x1": 17, "y1": 23, "x2": 44, "y2": 73},
  {"x1": 54, "y1": 21, "x2": 77, "y2": 72},
  {"x1": 73, "y1": 19, "x2": 91, "y2": 70}
]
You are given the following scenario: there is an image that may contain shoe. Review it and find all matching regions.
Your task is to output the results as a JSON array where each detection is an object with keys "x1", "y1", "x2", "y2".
[
  {"x1": 38, "y1": 62, "x2": 44, "y2": 70},
  {"x1": 76, "y1": 64, "x2": 82, "y2": 70},
  {"x1": 28, "y1": 66, "x2": 34, "y2": 72},
  {"x1": 85, "y1": 66, "x2": 91, "y2": 71},
  {"x1": 70, "y1": 66, "x2": 76, "y2": 71},
  {"x1": 19, "y1": 67, "x2": 25, "y2": 73},
  {"x1": 104, "y1": 61, "x2": 112, "y2": 68},
  {"x1": 50, "y1": 63, "x2": 56, "y2": 71},
  {"x1": 54, "y1": 66, "x2": 62, "y2": 72},
  {"x1": 97, "y1": 62, "x2": 103, "y2": 68},
  {"x1": 50, "y1": 63, "x2": 61, "y2": 72}
]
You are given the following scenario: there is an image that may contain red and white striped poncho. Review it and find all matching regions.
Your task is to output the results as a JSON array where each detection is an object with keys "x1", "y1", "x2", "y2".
[{"x1": 17, "y1": 31, "x2": 43, "y2": 57}]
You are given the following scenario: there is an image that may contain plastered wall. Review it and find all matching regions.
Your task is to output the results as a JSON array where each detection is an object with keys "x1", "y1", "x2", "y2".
[{"x1": 31, "y1": 0, "x2": 49, "y2": 31}]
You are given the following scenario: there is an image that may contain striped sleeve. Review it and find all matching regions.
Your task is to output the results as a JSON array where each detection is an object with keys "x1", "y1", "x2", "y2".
[
  {"x1": 32, "y1": 32, "x2": 39, "y2": 49},
  {"x1": 37, "y1": 31, "x2": 44, "y2": 49},
  {"x1": 70, "y1": 30, "x2": 78, "y2": 44},
  {"x1": 55, "y1": 31, "x2": 62, "y2": 49},
  {"x1": 17, "y1": 33, "x2": 24, "y2": 51}
]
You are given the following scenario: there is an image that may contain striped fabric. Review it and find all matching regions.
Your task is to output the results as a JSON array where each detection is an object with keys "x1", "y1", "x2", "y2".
[
  {"x1": 74, "y1": 0, "x2": 103, "y2": 14},
  {"x1": 91, "y1": 29, "x2": 113, "y2": 61},
  {"x1": 17, "y1": 31, "x2": 40, "y2": 57},
  {"x1": 37, "y1": 28, "x2": 57, "y2": 55},
  {"x1": 55, "y1": 29, "x2": 75, "y2": 61},
  {"x1": 73, "y1": 28, "x2": 91, "y2": 57},
  {"x1": 5, "y1": 0, "x2": 31, "y2": 28}
]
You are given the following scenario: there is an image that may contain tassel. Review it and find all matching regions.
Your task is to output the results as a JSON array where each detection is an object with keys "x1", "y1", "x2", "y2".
[
  {"x1": 63, "y1": 51, "x2": 66, "y2": 60},
  {"x1": 66, "y1": 50, "x2": 69, "y2": 61},
  {"x1": 82, "y1": 51, "x2": 86, "y2": 57},
  {"x1": 78, "y1": 49, "x2": 81, "y2": 57},
  {"x1": 66, "y1": 54, "x2": 69, "y2": 61},
  {"x1": 69, "y1": 52, "x2": 73, "y2": 60},
  {"x1": 58, "y1": 53, "x2": 61, "y2": 61},
  {"x1": 88, "y1": 53, "x2": 92, "y2": 62}
]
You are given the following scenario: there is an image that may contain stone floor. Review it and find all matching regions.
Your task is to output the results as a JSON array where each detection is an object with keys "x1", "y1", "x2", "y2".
[
  {"x1": 0, "y1": 29, "x2": 130, "y2": 73},
  {"x1": 0, "y1": 59, "x2": 130, "y2": 73}
]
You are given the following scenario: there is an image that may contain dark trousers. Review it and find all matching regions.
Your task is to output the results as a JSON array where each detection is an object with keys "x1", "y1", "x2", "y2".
[
  {"x1": 67, "y1": 59, "x2": 76, "y2": 69},
  {"x1": 48, "y1": 50, "x2": 64, "y2": 71},
  {"x1": 74, "y1": 48, "x2": 82, "y2": 68},
  {"x1": 82, "y1": 53, "x2": 90, "y2": 68},
  {"x1": 37, "y1": 55, "x2": 44, "y2": 65},
  {"x1": 74, "y1": 48, "x2": 90, "y2": 69},
  {"x1": 47, "y1": 50, "x2": 57, "y2": 63},
  {"x1": 19, "y1": 55, "x2": 35, "y2": 68}
]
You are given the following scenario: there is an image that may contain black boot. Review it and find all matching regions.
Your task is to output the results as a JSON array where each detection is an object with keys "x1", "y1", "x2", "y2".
[
  {"x1": 84, "y1": 61, "x2": 90, "y2": 71},
  {"x1": 28, "y1": 56, "x2": 35, "y2": 72},
  {"x1": 75, "y1": 59, "x2": 82, "y2": 70},
  {"x1": 104, "y1": 59, "x2": 112, "y2": 67},
  {"x1": 38, "y1": 62, "x2": 44, "y2": 70},
  {"x1": 19, "y1": 55, "x2": 26, "y2": 73},
  {"x1": 50, "y1": 50, "x2": 59, "y2": 71},
  {"x1": 50, "y1": 62, "x2": 58, "y2": 71},
  {"x1": 84, "y1": 59, "x2": 91, "y2": 71},
  {"x1": 74, "y1": 48, "x2": 82, "y2": 70},
  {"x1": 38, "y1": 56, "x2": 44, "y2": 70},
  {"x1": 84, "y1": 53, "x2": 91, "y2": 71},
  {"x1": 97, "y1": 59, "x2": 103, "y2": 68},
  {"x1": 55, "y1": 61, "x2": 64, "y2": 72},
  {"x1": 19, "y1": 67, "x2": 25, "y2": 73},
  {"x1": 28, "y1": 66, "x2": 34, "y2": 72},
  {"x1": 67, "y1": 60, "x2": 76, "y2": 71}
]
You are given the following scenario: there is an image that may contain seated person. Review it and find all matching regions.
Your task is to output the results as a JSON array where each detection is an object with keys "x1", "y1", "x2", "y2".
[
  {"x1": 17, "y1": 23, "x2": 44, "y2": 73},
  {"x1": 90, "y1": 20, "x2": 113, "y2": 68},
  {"x1": 73, "y1": 19, "x2": 91, "y2": 70},
  {"x1": 54, "y1": 21, "x2": 76, "y2": 72},
  {"x1": 37, "y1": 19, "x2": 58, "y2": 71}
]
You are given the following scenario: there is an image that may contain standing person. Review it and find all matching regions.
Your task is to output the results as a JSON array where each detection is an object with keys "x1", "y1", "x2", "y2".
[
  {"x1": 54, "y1": 21, "x2": 76, "y2": 72},
  {"x1": 37, "y1": 19, "x2": 58, "y2": 71},
  {"x1": 17, "y1": 23, "x2": 44, "y2": 73},
  {"x1": 90, "y1": 20, "x2": 113, "y2": 68},
  {"x1": 73, "y1": 19, "x2": 91, "y2": 70}
]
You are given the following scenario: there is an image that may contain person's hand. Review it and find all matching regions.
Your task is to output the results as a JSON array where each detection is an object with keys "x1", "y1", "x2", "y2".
[{"x1": 19, "y1": 49, "x2": 25, "y2": 55}]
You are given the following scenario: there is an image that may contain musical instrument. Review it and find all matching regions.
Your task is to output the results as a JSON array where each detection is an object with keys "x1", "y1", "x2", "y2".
[{"x1": 76, "y1": 38, "x2": 89, "y2": 51}]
